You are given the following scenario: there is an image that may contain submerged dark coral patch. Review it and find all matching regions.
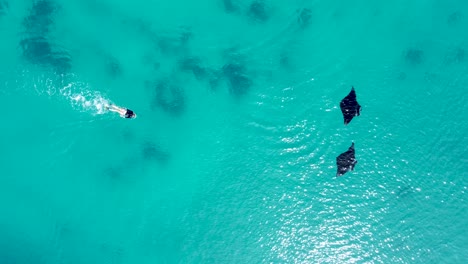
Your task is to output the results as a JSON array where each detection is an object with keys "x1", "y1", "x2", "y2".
[
  {"x1": 0, "y1": 1, "x2": 9, "y2": 16},
  {"x1": 103, "y1": 166, "x2": 123, "y2": 181},
  {"x1": 20, "y1": 0, "x2": 71, "y2": 73},
  {"x1": 453, "y1": 48, "x2": 465, "y2": 62},
  {"x1": 106, "y1": 56, "x2": 122, "y2": 78},
  {"x1": 50, "y1": 52, "x2": 72, "y2": 73},
  {"x1": 31, "y1": 0, "x2": 56, "y2": 16},
  {"x1": 298, "y1": 8, "x2": 312, "y2": 29},
  {"x1": 207, "y1": 69, "x2": 223, "y2": 90},
  {"x1": 397, "y1": 72, "x2": 407, "y2": 81},
  {"x1": 404, "y1": 48, "x2": 424, "y2": 65},
  {"x1": 248, "y1": 0, "x2": 270, "y2": 22},
  {"x1": 222, "y1": 62, "x2": 252, "y2": 97},
  {"x1": 445, "y1": 47, "x2": 465, "y2": 64},
  {"x1": 0, "y1": 1, "x2": 8, "y2": 9},
  {"x1": 20, "y1": 37, "x2": 71, "y2": 73},
  {"x1": 222, "y1": 0, "x2": 239, "y2": 13},
  {"x1": 22, "y1": 0, "x2": 57, "y2": 34},
  {"x1": 142, "y1": 141, "x2": 170, "y2": 164},
  {"x1": 20, "y1": 36, "x2": 52, "y2": 63},
  {"x1": 179, "y1": 57, "x2": 207, "y2": 80},
  {"x1": 447, "y1": 11, "x2": 463, "y2": 26},
  {"x1": 156, "y1": 27, "x2": 193, "y2": 55},
  {"x1": 147, "y1": 79, "x2": 186, "y2": 116},
  {"x1": 395, "y1": 185, "x2": 414, "y2": 199},
  {"x1": 179, "y1": 56, "x2": 224, "y2": 91},
  {"x1": 279, "y1": 52, "x2": 293, "y2": 69}
]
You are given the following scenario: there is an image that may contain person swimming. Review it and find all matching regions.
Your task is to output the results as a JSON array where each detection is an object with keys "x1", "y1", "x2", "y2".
[{"x1": 105, "y1": 104, "x2": 137, "y2": 119}]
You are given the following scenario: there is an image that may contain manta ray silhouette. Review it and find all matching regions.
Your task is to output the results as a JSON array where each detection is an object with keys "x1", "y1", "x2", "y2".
[
  {"x1": 336, "y1": 142, "x2": 357, "y2": 177},
  {"x1": 340, "y1": 87, "x2": 361, "y2": 125}
]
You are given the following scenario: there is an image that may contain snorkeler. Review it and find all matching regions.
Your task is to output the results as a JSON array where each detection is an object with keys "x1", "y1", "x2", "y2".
[{"x1": 105, "y1": 104, "x2": 137, "y2": 119}]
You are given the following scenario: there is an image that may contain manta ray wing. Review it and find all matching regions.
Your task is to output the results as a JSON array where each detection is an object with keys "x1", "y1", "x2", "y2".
[
  {"x1": 340, "y1": 87, "x2": 361, "y2": 125},
  {"x1": 336, "y1": 143, "x2": 357, "y2": 177}
]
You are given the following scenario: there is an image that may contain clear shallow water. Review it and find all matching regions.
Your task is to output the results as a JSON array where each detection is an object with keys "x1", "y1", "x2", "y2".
[{"x1": 0, "y1": 0, "x2": 467, "y2": 263}]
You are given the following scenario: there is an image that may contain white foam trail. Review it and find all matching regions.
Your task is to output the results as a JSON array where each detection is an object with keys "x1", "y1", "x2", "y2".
[
  {"x1": 68, "y1": 90, "x2": 110, "y2": 115},
  {"x1": 8, "y1": 70, "x2": 113, "y2": 116},
  {"x1": 55, "y1": 76, "x2": 112, "y2": 115}
]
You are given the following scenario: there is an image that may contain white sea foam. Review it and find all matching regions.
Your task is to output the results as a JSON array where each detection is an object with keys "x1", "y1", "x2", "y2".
[
  {"x1": 68, "y1": 89, "x2": 110, "y2": 115},
  {"x1": 36, "y1": 73, "x2": 113, "y2": 115}
]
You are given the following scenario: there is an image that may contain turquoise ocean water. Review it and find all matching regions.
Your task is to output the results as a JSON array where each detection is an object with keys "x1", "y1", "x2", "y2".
[{"x1": 0, "y1": 0, "x2": 467, "y2": 263}]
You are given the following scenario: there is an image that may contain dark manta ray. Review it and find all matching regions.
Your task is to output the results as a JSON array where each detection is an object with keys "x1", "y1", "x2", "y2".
[
  {"x1": 340, "y1": 87, "x2": 361, "y2": 125},
  {"x1": 336, "y1": 142, "x2": 357, "y2": 177}
]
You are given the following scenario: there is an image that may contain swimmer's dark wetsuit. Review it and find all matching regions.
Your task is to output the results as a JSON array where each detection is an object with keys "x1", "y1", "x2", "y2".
[{"x1": 124, "y1": 109, "x2": 135, "y2": 118}]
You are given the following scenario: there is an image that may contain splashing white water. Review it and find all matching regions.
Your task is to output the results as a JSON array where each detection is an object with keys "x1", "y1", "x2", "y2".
[
  {"x1": 5, "y1": 70, "x2": 114, "y2": 115},
  {"x1": 69, "y1": 93, "x2": 109, "y2": 114},
  {"x1": 59, "y1": 80, "x2": 112, "y2": 115},
  {"x1": 67, "y1": 90, "x2": 110, "y2": 115}
]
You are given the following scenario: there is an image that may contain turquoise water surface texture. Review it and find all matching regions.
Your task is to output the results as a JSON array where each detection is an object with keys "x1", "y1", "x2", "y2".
[{"x1": 0, "y1": 0, "x2": 467, "y2": 263}]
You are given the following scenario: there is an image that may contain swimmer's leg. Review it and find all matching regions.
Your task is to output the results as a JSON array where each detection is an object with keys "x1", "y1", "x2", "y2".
[
  {"x1": 106, "y1": 104, "x2": 120, "y2": 113},
  {"x1": 109, "y1": 105, "x2": 120, "y2": 110},
  {"x1": 105, "y1": 104, "x2": 118, "y2": 111},
  {"x1": 106, "y1": 104, "x2": 127, "y2": 116}
]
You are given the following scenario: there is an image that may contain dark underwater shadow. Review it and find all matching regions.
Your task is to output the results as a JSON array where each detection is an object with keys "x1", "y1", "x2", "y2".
[
  {"x1": 221, "y1": 0, "x2": 273, "y2": 24},
  {"x1": 121, "y1": 18, "x2": 193, "y2": 58},
  {"x1": 121, "y1": 126, "x2": 135, "y2": 142},
  {"x1": 222, "y1": 0, "x2": 240, "y2": 14},
  {"x1": 397, "y1": 72, "x2": 407, "y2": 81},
  {"x1": 0, "y1": 1, "x2": 9, "y2": 16},
  {"x1": 297, "y1": 8, "x2": 312, "y2": 29},
  {"x1": 447, "y1": 11, "x2": 463, "y2": 26},
  {"x1": 444, "y1": 47, "x2": 465, "y2": 64},
  {"x1": 178, "y1": 56, "x2": 222, "y2": 90},
  {"x1": 247, "y1": 0, "x2": 270, "y2": 23},
  {"x1": 20, "y1": 0, "x2": 72, "y2": 74},
  {"x1": 404, "y1": 48, "x2": 424, "y2": 66},
  {"x1": 19, "y1": 36, "x2": 72, "y2": 73},
  {"x1": 101, "y1": 155, "x2": 141, "y2": 186},
  {"x1": 104, "y1": 55, "x2": 123, "y2": 78},
  {"x1": 22, "y1": 0, "x2": 57, "y2": 35},
  {"x1": 178, "y1": 56, "x2": 207, "y2": 81},
  {"x1": 222, "y1": 61, "x2": 252, "y2": 98},
  {"x1": 156, "y1": 27, "x2": 193, "y2": 56},
  {"x1": 146, "y1": 78, "x2": 186, "y2": 117},
  {"x1": 395, "y1": 185, "x2": 412, "y2": 199},
  {"x1": 142, "y1": 141, "x2": 170, "y2": 165},
  {"x1": 279, "y1": 52, "x2": 291, "y2": 69},
  {"x1": 141, "y1": 53, "x2": 161, "y2": 72},
  {"x1": 103, "y1": 166, "x2": 123, "y2": 181}
]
